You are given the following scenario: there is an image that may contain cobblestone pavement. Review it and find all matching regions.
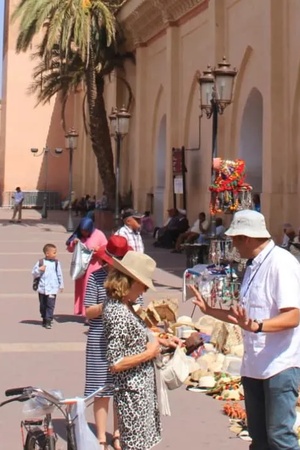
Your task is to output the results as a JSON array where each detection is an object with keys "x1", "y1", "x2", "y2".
[{"x1": 0, "y1": 209, "x2": 246, "y2": 449}]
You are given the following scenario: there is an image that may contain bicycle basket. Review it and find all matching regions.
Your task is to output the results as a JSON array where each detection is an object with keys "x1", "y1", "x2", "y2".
[{"x1": 22, "y1": 390, "x2": 64, "y2": 417}]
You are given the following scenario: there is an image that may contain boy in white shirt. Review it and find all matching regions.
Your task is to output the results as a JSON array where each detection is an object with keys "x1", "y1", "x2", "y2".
[{"x1": 32, "y1": 243, "x2": 64, "y2": 329}]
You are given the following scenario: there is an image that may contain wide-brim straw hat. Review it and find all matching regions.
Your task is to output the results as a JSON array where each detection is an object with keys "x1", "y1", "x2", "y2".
[
  {"x1": 97, "y1": 235, "x2": 132, "y2": 265},
  {"x1": 170, "y1": 315, "x2": 200, "y2": 332},
  {"x1": 112, "y1": 251, "x2": 156, "y2": 290}
]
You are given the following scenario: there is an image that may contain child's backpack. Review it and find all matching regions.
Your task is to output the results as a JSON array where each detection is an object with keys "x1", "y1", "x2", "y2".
[{"x1": 32, "y1": 259, "x2": 58, "y2": 291}]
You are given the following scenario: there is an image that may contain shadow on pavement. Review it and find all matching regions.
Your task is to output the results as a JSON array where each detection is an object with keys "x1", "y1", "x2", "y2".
[
  {"x1": 154, "y1": 281, "x2": 182, "y2": 291},
  {"x1": 0, "y1": 210, "x2": 82, "y2": 230},
  {"x1": 0, "y1": 221, "x2": 60, "y2": 232},
  {"x1": 54, "y1": 314, "x2": 86, "y2": 324},
  {"x1": 19, "y1": 319, "x2": 42, "y2": 326}
]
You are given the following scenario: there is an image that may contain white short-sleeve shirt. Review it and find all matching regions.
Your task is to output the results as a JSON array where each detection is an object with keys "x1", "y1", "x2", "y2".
[{"x1": 240, "y1": 240, "x2": 300, "y2": 379}]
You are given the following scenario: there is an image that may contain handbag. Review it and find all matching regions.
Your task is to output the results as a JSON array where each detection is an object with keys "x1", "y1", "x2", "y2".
[
  {"x1": 158, "y1": 347, "x2": 190, "y2": 416},
  {"x1": 72, "y1": 399, "x2": 99, "y2": 450},
  {"x1": 70, "y1": 241, "x2": 93, "y2": 281},
  {"x1": 160, "y1": 347, "x2": 189, "y2": 390}
]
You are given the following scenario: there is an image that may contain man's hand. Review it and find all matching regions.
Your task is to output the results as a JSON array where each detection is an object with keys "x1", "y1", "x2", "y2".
[
  {"x1": 227, "y1": 305, "x2": 259, "y2": 332},
  {"x1": 189, "y1": 285, "x2": 211, "y2": 314}
]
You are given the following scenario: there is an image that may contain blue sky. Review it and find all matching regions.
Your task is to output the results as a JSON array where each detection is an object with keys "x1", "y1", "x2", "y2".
[{"x1": 0, "y1": 0, "x2": 4, "y2": 98}]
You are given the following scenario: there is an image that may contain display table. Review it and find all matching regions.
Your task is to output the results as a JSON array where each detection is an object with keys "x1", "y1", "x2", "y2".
[{"x1": 182, "y1": 263, "x2": 240, "y2": 306}]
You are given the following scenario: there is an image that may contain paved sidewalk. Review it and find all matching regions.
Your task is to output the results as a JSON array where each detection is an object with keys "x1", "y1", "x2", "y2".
[{"x1": 0, "y1": 209, "x2": 246, "y2": 449}]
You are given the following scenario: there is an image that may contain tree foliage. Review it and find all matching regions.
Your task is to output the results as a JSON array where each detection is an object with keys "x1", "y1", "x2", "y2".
[{"x1": 11, "y1": 0, "x2": 131, "y2": 203}]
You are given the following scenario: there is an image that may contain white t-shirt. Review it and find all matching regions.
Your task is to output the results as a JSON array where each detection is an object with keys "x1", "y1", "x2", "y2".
[
  {"x1": 190, "y1": 219, "x2": 200, "y2": 233},
  {"x1": 281, "y1": 233, "x2": 289, "y2": 248},
  {"x1": 240, "y1": 240, "x2": 300, "y2": 379}
]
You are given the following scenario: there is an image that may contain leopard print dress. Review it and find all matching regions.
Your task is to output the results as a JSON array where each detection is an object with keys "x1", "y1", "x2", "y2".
[{"x1": 103, "y1": 298, "x2": 162, "y2": 450}]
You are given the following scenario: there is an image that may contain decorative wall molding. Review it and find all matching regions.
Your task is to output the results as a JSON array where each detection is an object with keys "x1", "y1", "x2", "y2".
[{"x1": 119, "y1": 0, "x2": 208, "y2": 48}]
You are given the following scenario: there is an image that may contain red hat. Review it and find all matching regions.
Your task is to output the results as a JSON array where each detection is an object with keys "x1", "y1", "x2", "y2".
[{"x1": 97, "y1": 235, "x2": 132, "y2": 266}]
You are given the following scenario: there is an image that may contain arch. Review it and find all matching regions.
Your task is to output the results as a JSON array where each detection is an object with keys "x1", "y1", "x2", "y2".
[
  {"x1": 183, "y1": 71, "x2": 201, "y2": 147},
  {"x1": 153, "y1": 114, "x2": 167, "y2": 226},
  {"x1": 151, "y1": 84, "x2": 167, "y2": 227},
  {"x1": 239, "y1": 87, "x2": 263, "y2": 193},
  {"x1": 151, "y1": 84, "x2": 164, "y2": 153},
  {"x1": 229, "y1": 45, "x2": 253, "y2": 151},
  {"x1": 291, "y1": 62, "x2": 300, "y2": 192}
]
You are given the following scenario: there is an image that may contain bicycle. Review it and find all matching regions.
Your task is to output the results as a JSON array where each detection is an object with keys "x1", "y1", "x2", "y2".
[{"x1": 0, "y1": 384, "x2": 113, "y2": 450}]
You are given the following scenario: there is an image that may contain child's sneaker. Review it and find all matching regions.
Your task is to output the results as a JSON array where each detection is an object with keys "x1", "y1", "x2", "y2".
[{"x1": 45, "y1": 320, "x2": 52, "y2": 329}]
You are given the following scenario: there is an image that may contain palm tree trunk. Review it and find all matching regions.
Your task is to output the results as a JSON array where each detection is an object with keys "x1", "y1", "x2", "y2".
[{"x1": 85, "y1": 56, "x2": 116, "y2": 204}]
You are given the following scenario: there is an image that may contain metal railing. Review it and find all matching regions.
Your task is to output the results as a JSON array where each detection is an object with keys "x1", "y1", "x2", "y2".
[{"x1": 2, "y1": 191, "x2": 61, "y2": 209}]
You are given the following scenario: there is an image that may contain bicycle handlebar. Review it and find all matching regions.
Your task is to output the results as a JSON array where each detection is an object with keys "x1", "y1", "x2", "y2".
[
  {"x1": 0, "y1": 394, "x2": 30, "y2": 407},
  {"x1": 5, "y1": 387, "x2": 32, "y2": 397},
  {"x1": 4, "y1": 385, "x2": 115, "y2": 407}
]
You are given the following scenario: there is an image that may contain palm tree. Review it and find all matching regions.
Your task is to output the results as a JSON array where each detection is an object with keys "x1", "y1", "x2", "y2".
[{"x1": 11, "y1": 0, "x2": 130, "y2": 204}]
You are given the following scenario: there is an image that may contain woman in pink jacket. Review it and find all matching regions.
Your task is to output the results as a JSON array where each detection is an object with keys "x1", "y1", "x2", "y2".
[{"x1": 66, "y1": 217, "x2": 107, "y2": 317}]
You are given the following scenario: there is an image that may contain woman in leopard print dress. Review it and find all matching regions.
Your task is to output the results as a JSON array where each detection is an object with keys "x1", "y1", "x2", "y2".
[{"x1": 103, "y1": 251, "x2": 175, "y2": 450}]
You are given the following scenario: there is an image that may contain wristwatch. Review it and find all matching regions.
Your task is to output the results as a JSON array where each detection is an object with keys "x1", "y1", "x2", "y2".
[{"x1": 253, "y1": 319, "x2": 264, "y2": 333}]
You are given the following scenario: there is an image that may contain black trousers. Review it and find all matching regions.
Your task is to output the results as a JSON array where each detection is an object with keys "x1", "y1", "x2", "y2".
[{"x1": 38, "y1": 294, "x2": 56, "y2": 320}]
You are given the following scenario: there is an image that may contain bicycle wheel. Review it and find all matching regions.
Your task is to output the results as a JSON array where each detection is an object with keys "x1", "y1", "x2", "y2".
[{"x1": 24, "y1": 428, "x2": 46, "y2": 450}]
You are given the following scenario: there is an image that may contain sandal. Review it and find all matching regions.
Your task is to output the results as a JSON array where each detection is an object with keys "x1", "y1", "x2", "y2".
[{"x1": 112, "y1": 435, "x2": 122, "y2": 450}]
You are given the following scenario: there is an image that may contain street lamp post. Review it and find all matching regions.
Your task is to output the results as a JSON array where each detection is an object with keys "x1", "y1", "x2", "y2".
[
  {"x1": 108, "y1": 106, "x2": 131, "y2": 228},
  {"x1": 30, "y1": 146, "x2": 63, "y2": 218},
  {"x1": 65, "y1": 128, "x2": 79, "y2": 232},
  {"x1": 198, "y1": 56, "x2": 237, "y2": 235}
]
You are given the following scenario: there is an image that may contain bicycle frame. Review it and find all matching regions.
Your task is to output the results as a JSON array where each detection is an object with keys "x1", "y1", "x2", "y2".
[{"x1": 1, "y1": 385, "x2": 114, "y2": 450}]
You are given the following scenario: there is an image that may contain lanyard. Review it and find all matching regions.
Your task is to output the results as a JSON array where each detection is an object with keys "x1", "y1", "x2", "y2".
[{"x1": 243, "y1": 244, "x2": 275, "y2": 298}]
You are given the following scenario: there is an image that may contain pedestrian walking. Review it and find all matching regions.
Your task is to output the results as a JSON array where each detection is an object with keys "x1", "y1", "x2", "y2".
[
  {"x1": 66, "y1": 217, "x2": 107, "y2": 318},
  {"x1": 10, "y1": 186, "x2": 24, "y2": 223},
  {"x1": 32, "y1": 243, "x2": 64, "y2": 329},
  {"x1": 191, "y1": 210, "x2": 300, "y2": 450}
]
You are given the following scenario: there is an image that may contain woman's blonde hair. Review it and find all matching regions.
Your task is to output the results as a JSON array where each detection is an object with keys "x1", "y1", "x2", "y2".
[{"x1": 104, "y1": 269, "x2": 135, "y2": 300}]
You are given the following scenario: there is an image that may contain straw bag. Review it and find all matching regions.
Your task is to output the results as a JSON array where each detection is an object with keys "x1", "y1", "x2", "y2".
[
  {"x1": 210, "y1": 322, "x2": 243, "y2": 354},
  {"x1": 158, "y1": 347, "x2": 189, "y2": 416}
]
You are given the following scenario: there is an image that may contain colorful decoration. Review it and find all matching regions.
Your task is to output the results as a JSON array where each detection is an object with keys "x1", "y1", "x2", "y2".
[
  {"x1": 82, "y1": 0, "x2": 91, "y2": 9},
  {"x1": 209, "y1": 158, "x2": 252, "y2": 214}
]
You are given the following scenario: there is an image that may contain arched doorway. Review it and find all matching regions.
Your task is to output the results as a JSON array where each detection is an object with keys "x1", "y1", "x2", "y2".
[
  {"x1": 154, "y1": 115, "x2": 166, "y2": 227},
  {"x1": 239, "y1": 88, "x2": 263, "y2": 193}
]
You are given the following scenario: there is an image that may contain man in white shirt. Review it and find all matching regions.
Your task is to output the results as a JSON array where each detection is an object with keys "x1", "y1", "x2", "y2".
[
  {"x1": 115, "y1": 209, "x2": 145, "y2": 305},
  {"x1": 281, "y1": 222, "x2": 292, "y2": 248},
  {"x1": 115, "y1": 209, "x2": 144, "y2": 253},
  {"x1": 10, "y1": 187, "x2": 24, "y2": 223},
  {"x1": 172, "y1": 211, "x2": 209, "y2": 253},
  {"x1": 191, "y1": 210, "x2": 300, "y2": 450}
]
